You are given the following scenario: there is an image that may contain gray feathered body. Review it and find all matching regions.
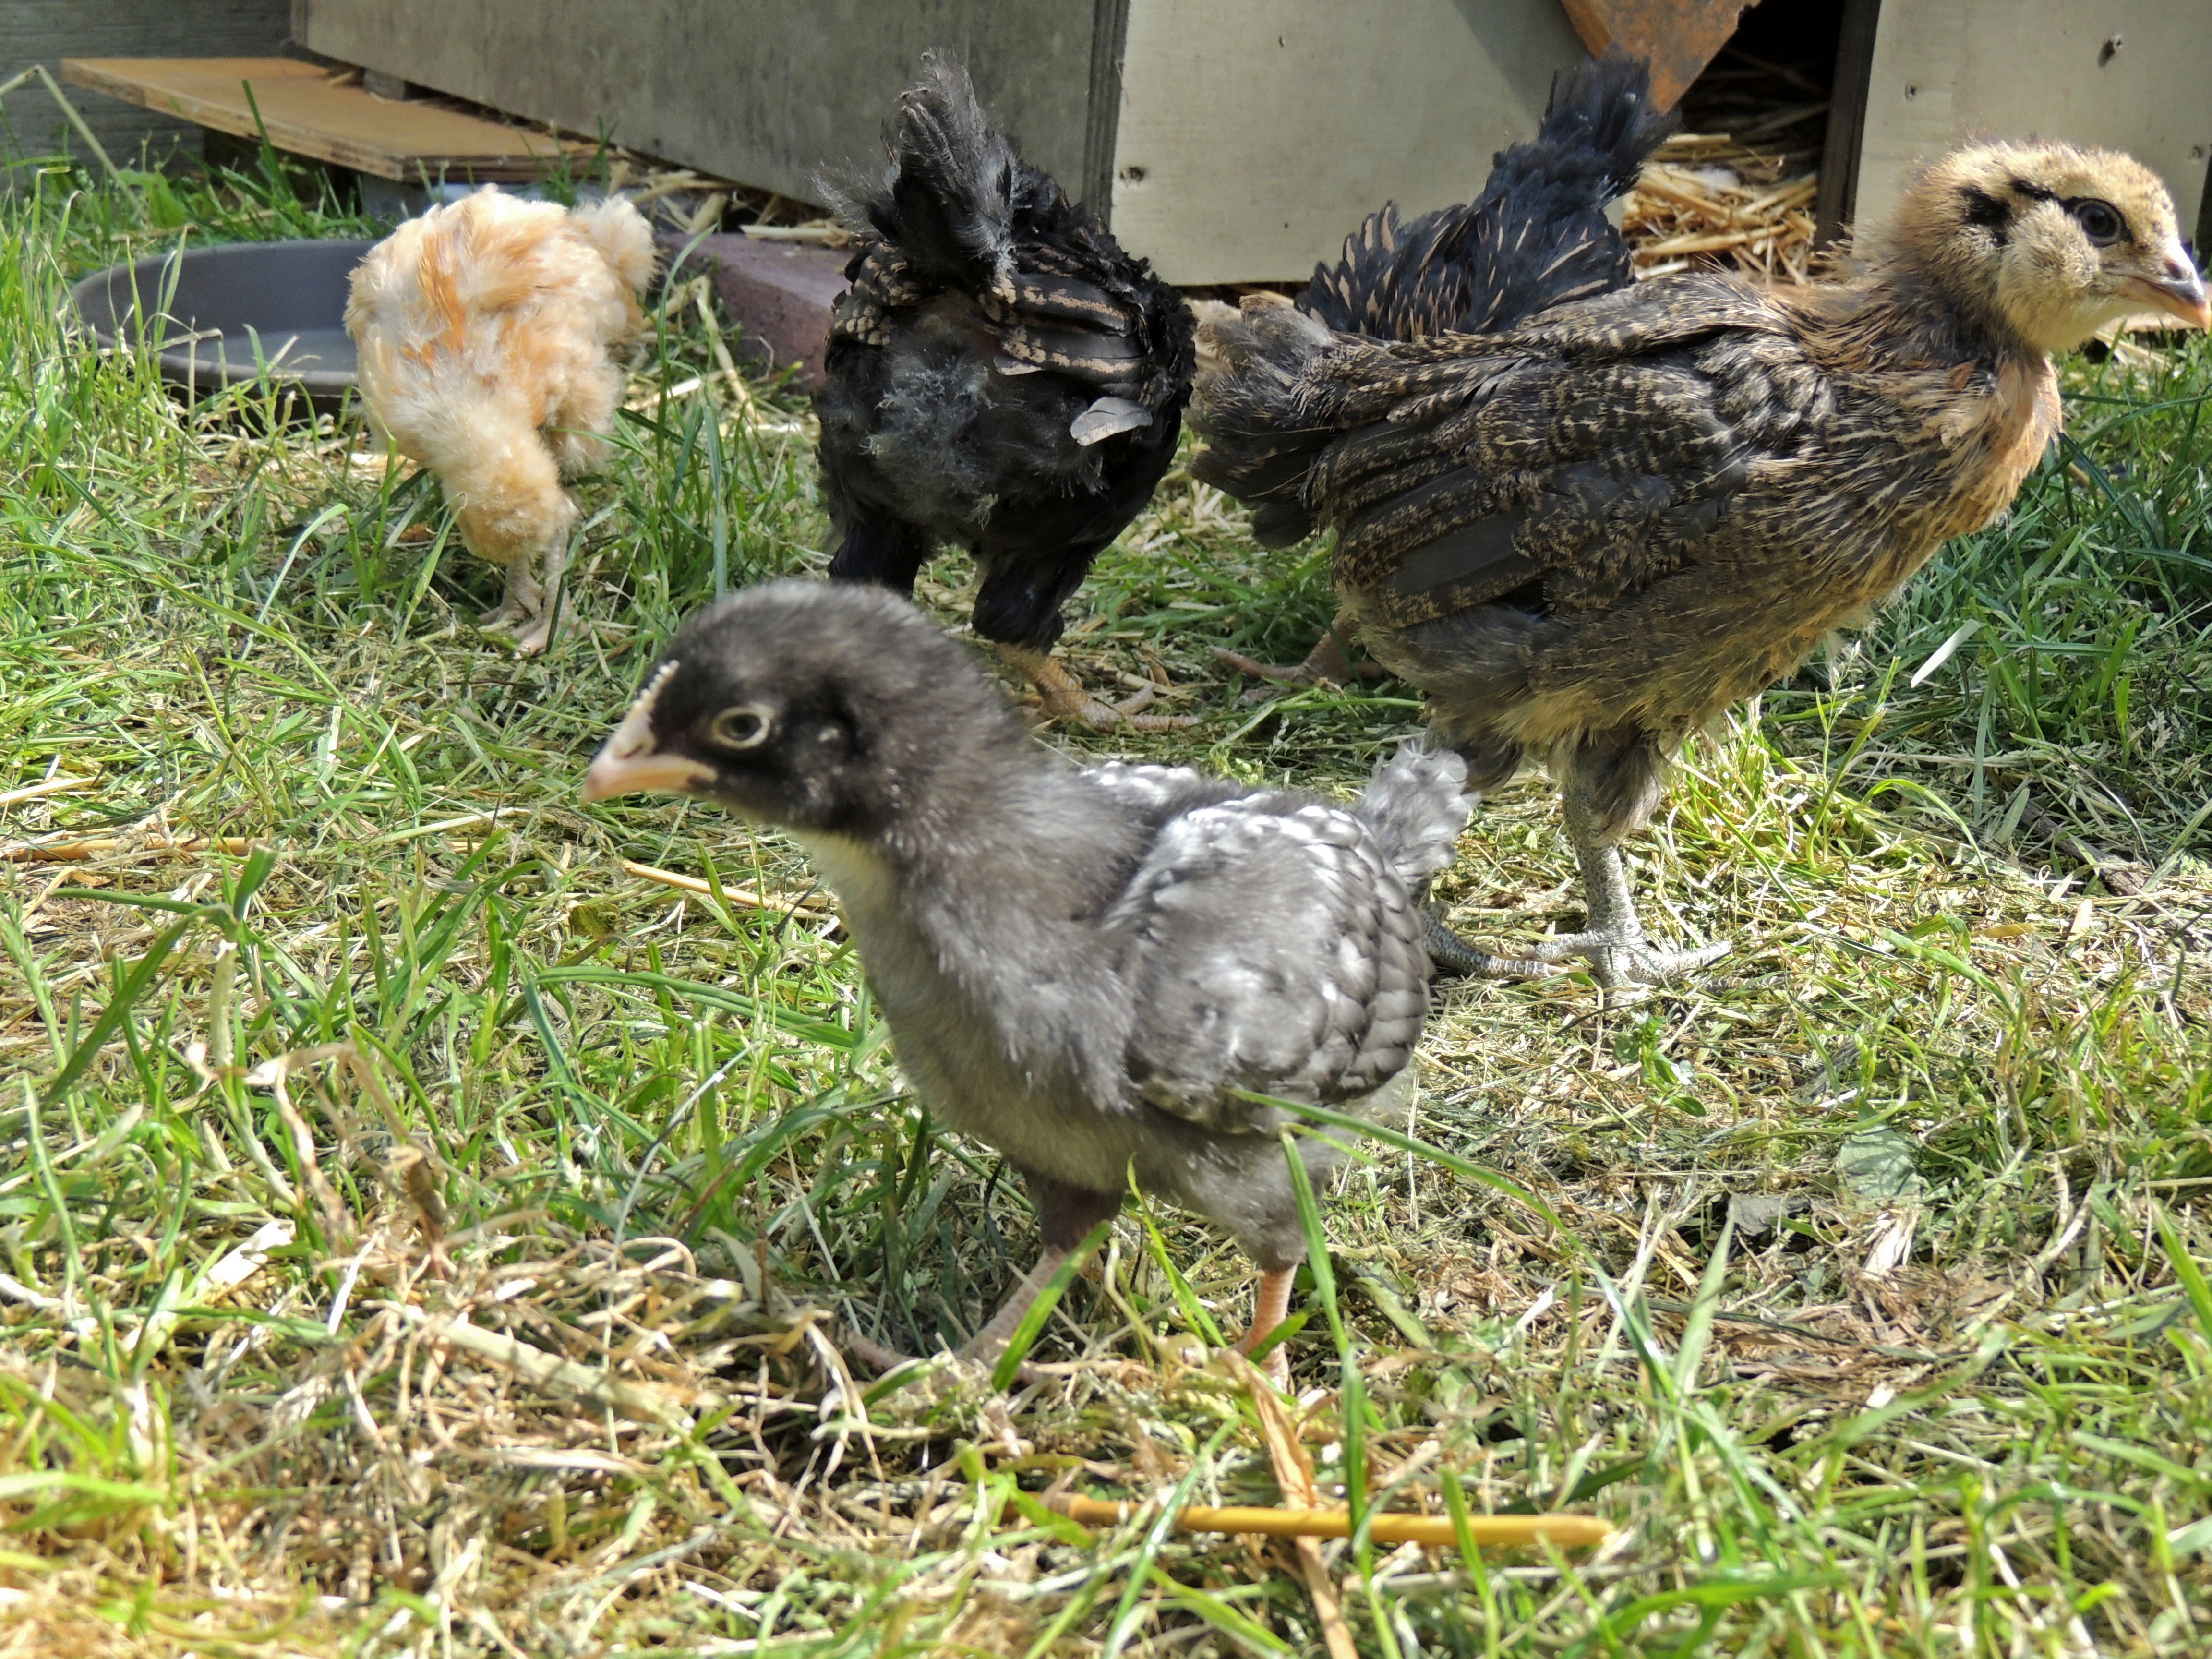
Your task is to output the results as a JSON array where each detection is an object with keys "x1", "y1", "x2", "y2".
[
  {"x1": 621, "y1": 582, "x2": 1467, "y2": 1274},
  {"x1": 801, "y1": 744, "x2": 1465, "y2": 1270}
]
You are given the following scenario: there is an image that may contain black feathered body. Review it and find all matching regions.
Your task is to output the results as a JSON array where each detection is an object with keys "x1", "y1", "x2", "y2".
[
  {"x1": 1303, "y1": 51, "x2": 1674, "y2": 342},
  {"x1": 816, "y1": 60, "x2": 1194, "y2": 652},
  {"x1": 613, "y1": 584, "x2": 1467, "y2": 1272}
]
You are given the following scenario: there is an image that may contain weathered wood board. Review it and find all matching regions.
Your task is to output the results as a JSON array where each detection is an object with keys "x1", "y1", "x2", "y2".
[
  {"x1": 295, "y1": 0, "x2": 1588, "y2": 285},
  {"x1": 294, "y1": 0, "x2": 1108, "y2": 212},
  {"x1": 61, "y1": 57, "x2": 593, "y2": 181},
  {"x1": 1107, "y1": 0, "x2": 1588, "y2": 282},
  {"x1": 1558, "y1": 0, "x2": 1747, "y2": 110}
]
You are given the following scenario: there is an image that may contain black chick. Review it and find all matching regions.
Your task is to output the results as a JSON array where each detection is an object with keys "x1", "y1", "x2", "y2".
[
  {"x1": 581, "y1": 581, "x2": 1468, "y2": 1382},
  {"x1": 1194, "y1": 142, "x2": 2208, "y2": 993},
  {"x1": 1215, "y1": 50, "x2": 1676, "y2": 690},
  {"x1": 815, "y1": 57, "x2": 1197, "y2": 732}
]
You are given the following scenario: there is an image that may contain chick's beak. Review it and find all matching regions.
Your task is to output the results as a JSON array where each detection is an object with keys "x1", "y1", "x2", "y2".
[
  {"x1": 2130, "y1": 247, "x2": 2211, "y2": 328},
  {"x1": 580, "y1": 748, "x2": 715, "y2": 802},
  {"x1": 580, "y1": 663, "x2": 715, "y2": 802}
]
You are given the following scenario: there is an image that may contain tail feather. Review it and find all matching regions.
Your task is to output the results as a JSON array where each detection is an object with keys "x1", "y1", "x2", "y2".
[
  {"x1": 1355, "y1": 743, "x2": 1472, "y2": 887},
  {"x1": 1487, "y1": 49, "x2": 1676, "y2": 216},
  {"x1": 825, "y1": 54, "x2": 1019, "y2": 295},
  {"x1": 1301, "y1": 49, "x2": 1674, "y2": 340},
  {"x1": 568, "y1": 195, "x2": 657, "y2": 296}
]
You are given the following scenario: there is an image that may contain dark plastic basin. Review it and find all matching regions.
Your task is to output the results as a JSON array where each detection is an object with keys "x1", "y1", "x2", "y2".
[{"x1": 71, "y1": 239, "x2": 376, "y2": 401}]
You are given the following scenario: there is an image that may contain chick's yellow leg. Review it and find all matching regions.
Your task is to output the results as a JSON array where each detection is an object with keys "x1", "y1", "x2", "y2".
[
  {"x1": 501, "y1": 532, "x2": 571, "y2": 655},
  {"x1": 997, "y1": 645, "x2": 1197, "y2": 732},
  {"x1": 1231, "y1": 1266, "x2": 1296, "y2": 1389},
  {"x1": 480, "y1": 556, "x2": 542, "y2": 631},
  {"x1": 446, "y1": 421, "x2": 574, "y2": 651}
]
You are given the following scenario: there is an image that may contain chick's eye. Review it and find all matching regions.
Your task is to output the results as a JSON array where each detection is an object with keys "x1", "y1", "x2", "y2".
[
  {"x1": 709, "y1": 703, "x2": 774, "y2": 751},
  {"x1": 2069, "y1": 198, "x2": 2125, "y2": 246}
]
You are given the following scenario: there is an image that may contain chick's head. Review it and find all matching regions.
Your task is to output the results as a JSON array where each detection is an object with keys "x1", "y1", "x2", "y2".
[
  {"x1": 1897, "y1": 142, "x2": 2209, "y2": 354},
  {"x1": 580, "y1": 581, "x2": 1018, "y2": 836}
]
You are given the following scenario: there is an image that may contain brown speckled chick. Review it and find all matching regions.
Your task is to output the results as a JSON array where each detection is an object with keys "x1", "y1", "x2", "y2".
[
  {"x1": 580, "y1": 581, "x2": 1468, "y2": 1382},
  {"x1": 1193, "y1": 142, "x2": 2208, "y2": 991}
]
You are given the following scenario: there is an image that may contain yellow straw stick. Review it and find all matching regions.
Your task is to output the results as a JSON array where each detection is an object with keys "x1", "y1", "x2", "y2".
[
  {"x1": 618, "y1": 858, "x2": 830, "y2": 919},
  {"x1": 1029, "y1": 1493, "x2": 1613, "y2": 1550},
  {"x1": 3, "y1": 833, "x2": 266, "y2": 863}
]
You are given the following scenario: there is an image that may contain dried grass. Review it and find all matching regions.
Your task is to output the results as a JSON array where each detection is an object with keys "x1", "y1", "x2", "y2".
[{"x1": 1623, "y1": 133, "x2": 1821, "y2": 285}]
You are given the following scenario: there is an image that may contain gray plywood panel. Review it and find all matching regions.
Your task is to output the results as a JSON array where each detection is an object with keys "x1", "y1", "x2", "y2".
[
  {"x1": 3, "y1": 0, "x2": 293, "y2": 171},
  {"x1": 297, "y1": 0, "x2": 1105, "y2": 209},
  {"x1": 1107, "y1": 0, "x2": 1587, "y2": 283},
  {"x1": 1853, "y1": 0, "x2": 2212, "y2": 246}
]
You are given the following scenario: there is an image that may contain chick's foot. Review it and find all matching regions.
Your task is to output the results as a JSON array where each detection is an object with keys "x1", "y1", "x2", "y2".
[
  {"x1": 998, "y1": 645, "x2": 1196, "y2": 732},
  {"x1": 1419, "y1": 908, "x2": 1570, "y2": 981},
  {"x1": 1518, "y1": 916, "x2": 1733, "y2": 995},
  {"x1": 841, "y1": 1247, "x2": 1077, "y2": 1388},
  {"x1": 1212, "y1": 621, "x2": 1385, "y2": 699},
  {"x1": 501, "y1": 607, "x2": 560, "y2": 656},
  {"x1": 1422, "y1": 778, "x2": 1730, "y2": 996},
  {"x1": 479, "y1": 544, "x2": 568, "y2": 654}
]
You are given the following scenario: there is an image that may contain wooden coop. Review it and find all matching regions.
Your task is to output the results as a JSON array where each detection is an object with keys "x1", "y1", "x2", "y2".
[
  {"x1": 285, "y1": 0, "x2": 2212, "y2": 275},
  {"x1": 48, "y1": 1, "x2": 2212, "y2": 363}
]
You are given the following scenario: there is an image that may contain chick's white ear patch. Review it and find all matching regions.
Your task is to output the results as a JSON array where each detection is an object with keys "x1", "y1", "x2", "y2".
[{"x1": 606, "y1": 659, "x2": 680, "y2": 758}]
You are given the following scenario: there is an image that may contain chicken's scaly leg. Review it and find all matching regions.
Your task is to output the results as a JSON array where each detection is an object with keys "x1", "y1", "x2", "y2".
[
  {"x1": 1423, "y1": 776, "x2": 1730, "y2": 995},
  {"x1": 479, "y1": 558, "x2": 542, "y2": 632},
  {"x1": 842, "y1": 1245, "x2": 1078, "y2": 1385},
  {"x1": 1520, "y1": 773, "x2": 1732, "y2": 994},
  {"x1": 998, "y1": 645, "x2": 1197, "y2": 733},
  {"x1": 1212, "y1": 610, "x2": 1387, "y2": 693},
  {"x1": 503, "y1": 529, "x2": 572, "y2": 655},
  {"x1": 1232, "y1": 1266, "x2": 1297, "y2": 1389}
]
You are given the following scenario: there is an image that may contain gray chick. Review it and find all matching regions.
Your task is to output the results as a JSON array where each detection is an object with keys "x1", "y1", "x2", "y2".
[{"x1": 580, "y1": 581, "x2": 1468, "y2": 1381}]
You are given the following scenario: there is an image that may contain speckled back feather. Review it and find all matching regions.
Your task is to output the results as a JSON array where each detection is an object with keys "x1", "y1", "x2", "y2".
[{"x1": 1192, "y1": 141, "x2": 2205, "y2": 841}]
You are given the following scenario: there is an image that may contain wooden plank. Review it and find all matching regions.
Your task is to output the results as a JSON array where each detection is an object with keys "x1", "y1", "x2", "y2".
[
  {"x1": 60, "y1": 56, "x2": 592, "y2": 180},
  {"x1": 1558, "y1": 0, "x2": 1749, "y2": 111},
  {"x1": 1107, "y1": 0, "x2": 1587, "y2": 283},
  {"x1": 295, "y1": 0, "x2": 1103, "y2": 209},
  {"x1": 1851, "y1": 0, "x2": 2212, "y2": 242}
]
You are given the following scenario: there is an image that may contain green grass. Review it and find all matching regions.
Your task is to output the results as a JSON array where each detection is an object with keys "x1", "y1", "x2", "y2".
[{"x1": 1, "y1": 152, "x2": 2211, "y2": 1657}]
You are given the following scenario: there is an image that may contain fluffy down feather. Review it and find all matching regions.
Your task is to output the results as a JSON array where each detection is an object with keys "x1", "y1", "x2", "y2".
[
  {"x1": 345, "y1": 188, "x2": 656, "y2": 651},
  {"x1": 581, "y1": 581, "x2": 1470, "y2": 1367}
]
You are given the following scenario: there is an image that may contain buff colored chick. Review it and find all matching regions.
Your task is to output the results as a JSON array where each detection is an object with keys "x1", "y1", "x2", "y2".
[
  {"x1": 1195, "y1": 142, "x2": 2208, "y2": 992},
  {"x1": 346, "y1": 188, "x2": 657, "y2": 651}
]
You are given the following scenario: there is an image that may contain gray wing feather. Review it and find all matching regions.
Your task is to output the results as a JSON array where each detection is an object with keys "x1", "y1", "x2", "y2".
[{"x1": 1105, "y1": 799, "x2": 1429, "y2": 1134}]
